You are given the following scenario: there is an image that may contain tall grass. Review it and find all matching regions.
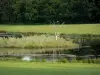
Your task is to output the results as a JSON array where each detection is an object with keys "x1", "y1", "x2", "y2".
[{"x1": 0, "y1": 35, "x2": 78, "y2": 49}]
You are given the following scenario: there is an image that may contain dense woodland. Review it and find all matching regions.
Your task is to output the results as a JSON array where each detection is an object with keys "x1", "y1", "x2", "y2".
[{"x1": 0, "y1": 0, "x2": 100, "y2": 24}]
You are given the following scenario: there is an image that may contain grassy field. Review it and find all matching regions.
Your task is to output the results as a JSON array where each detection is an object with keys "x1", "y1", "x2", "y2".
[
  {"x1": 0, "y1": 24, "x2": 100, "y2": 34},
  {"x1": 0, "y1": 61, "x2": 100, "y2": 75}
]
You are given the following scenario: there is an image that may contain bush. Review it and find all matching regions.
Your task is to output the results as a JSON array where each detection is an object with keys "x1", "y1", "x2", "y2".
[
  {"x1": 30, "y1": 59, "x2": 35, "y2": 62},
  {"x1": 94, "y1": 59, "x2": 100, "y2": 64},
  {"x1": 58, "y1": 58, "x2": 67, "y2": 63},
  {"x1": 76, "y1": 56, "x2": 83, "y2": 62},
  {"x1": 42, "y1": 59, "x2": 46, "y2": 62}
]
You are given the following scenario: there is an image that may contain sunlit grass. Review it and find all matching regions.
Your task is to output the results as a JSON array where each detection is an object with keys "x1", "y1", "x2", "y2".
[
  {"x1": 0, "y1": 24, "x2": 100, "y2": 34},
  {"x1": 0, "y1": 61, "x2": 100, "y2": 75}
]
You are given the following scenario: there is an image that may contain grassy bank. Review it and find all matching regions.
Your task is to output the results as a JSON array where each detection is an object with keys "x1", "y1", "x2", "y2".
[
  {"x1": 0, "y1": 24, "x2": 100, "y2": 34},
  {"x1": 0, "y1": 61, "x2": 100, "y2": 75},
  {"x1": 0, "y1": 35, "x2": 78, "y2": 49}
]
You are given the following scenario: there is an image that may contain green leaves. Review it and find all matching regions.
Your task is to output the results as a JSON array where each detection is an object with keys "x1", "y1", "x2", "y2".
[{"x1": 0, "y1": 0, "x2": 100, "y2": 24}]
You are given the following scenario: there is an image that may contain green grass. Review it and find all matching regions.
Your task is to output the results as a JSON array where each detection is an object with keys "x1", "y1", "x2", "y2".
[
  {"x1": 0, "y1": 61, "x2": 100, "y2": 75},
  {"x1": 0, "y1": 24, "x2": 100, "y2": 34}
]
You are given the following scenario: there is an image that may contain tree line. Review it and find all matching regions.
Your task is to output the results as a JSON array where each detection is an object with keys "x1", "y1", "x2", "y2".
[{"x1": 0, "y1": 0, "x2": 100, "y2": 24}]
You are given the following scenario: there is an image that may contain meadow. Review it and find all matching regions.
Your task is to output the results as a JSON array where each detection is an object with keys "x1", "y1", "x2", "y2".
[
  {"x1": 0, "y1": 61, "x2": 100, "y2": 75},
  {"x1": 0, "y1": 24, "x2": 100, "y2": 34}
]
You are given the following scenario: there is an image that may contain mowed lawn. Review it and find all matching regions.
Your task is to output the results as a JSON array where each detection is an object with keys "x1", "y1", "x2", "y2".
[
  {"x1": 0, "y1": 24, "x2": 100, "y2": 34},
  {"x1": 0, "y1": 61, "x2": 100, "y2": 75}
]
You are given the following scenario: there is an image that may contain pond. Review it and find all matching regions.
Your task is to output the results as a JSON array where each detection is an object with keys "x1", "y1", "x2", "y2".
[{"x1": 0, "y1": 48, "x2": 76, "y2": 62}]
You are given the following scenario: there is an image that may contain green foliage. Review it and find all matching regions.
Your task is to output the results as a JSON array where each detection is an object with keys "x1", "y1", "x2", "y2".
[
  {"x1": 61, "y1": 58, "x2": 67, "y2": 63},
  {"x1": 82, "y1": 59, "x2": 100, "y2": 64},
  {"x1": 94, "y1": 59, "x2": 100, "y2": 64},
  {"x1": 35, "y1": 58, "x2": 40, "y2": 62},
  {"x1": 90, "y1": 39, "x2": 100, "y2": 59},
  {"x1": 0, "y1": 57, "x2": 21, "y2": 61},
  {"x1": 57, "y1": 58, "x2": 68, "y2": 63},
  {"x1": 42, "y1": 59, "x2": 46, "y2": 62},
  {"x1": 0, "y1": 0, "x2": 100, "y2": 24},
  {"x1": 76, "y1": 56, "x2": 83, "y2": 62}
]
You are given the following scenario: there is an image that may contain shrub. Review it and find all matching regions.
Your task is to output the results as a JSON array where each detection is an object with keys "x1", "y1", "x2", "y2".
[
  {"x1": 42, "y1": 59, "x2": 46, "y2": 62},
  {"x1": 58, "y1": 58, "x2": 67, "y2": 63},
  {"x1": 35, "y1": 58, "x2": 40, "y2": 62},
  {"x1": 94, "y1": 59, "x2": 100, "y2": 64}
]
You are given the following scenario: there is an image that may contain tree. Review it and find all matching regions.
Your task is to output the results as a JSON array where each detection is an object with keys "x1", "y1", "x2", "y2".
[
  {"x1": 88, "y1": 0, "x2": 100, "y2": 23},
  {"x1": 13, "y1": 0, "x2": 26, "y2": 23},
  {"x1": 0, "y1": 0, "x2": 99, "y2": 24}
]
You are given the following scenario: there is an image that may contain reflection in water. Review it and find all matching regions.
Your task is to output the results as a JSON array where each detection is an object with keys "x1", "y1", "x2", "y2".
[{"x1": 0, "y1": 48, "x2": 76, "y2": 62}]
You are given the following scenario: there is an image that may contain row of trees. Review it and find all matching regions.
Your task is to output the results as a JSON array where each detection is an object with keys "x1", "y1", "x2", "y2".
[{"x1": 0, "y1": 0, "x2": 100, "y2": 24}]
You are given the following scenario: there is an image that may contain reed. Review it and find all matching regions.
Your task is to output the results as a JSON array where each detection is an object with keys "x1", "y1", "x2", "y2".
[{"x1": 0, "y1": 35, "x2": 78, "y2": 49}]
